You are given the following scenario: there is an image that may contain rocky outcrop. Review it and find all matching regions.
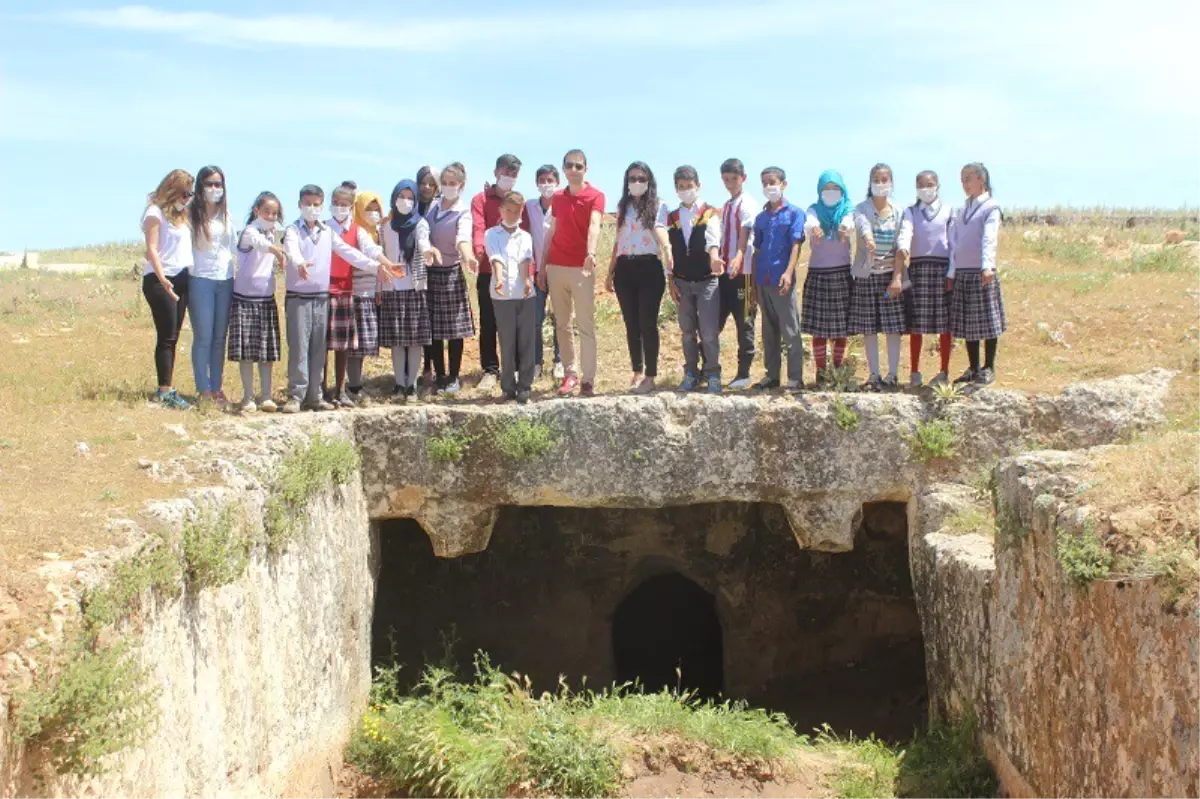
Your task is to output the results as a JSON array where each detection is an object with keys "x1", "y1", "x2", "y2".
[
  {"x1": 357, "y1": 370, "x2": 1173, "y2": 556},
  {"x1": 912, "y1": 450, "x2": 1199, "y2": 798}
]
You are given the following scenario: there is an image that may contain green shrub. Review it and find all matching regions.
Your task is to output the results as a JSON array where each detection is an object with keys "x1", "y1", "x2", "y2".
[
  {"x1": 81, "y1": 541, "x2": 179, "y2": 636},
  {"x1": 907, "y1": 420, "x2": 959, "y2": 461},
  {"x1": 13, "y1": 642, "x2": 159, "y2": 777},
  {"x1": 181, "y1": 505, "x2": 249, "y2": 591},
  {"x1": 831, "y1": 395, "x2": 860, "y2": 432},
  {"x1": 813, "y1": 725, "x2": 899, "y2": 799},
  {"x1": 264, "y1": 434, "x2": 360, "y2": 552},
  {"x1": 896, "y1": 713, "x2": 996, "y2": 797},
  {"x1": 427, "y1": 429, "x2": 473, "y2": 464},
  {"x1": 1055, "y1": 523, "x2": 1112, "y2": 584},
  {"x1": 492, "y1": 418, "x2": 559, "y2": 461},
  {"x1": 1127, "y1": 246, "x2": 1194, "y2": 274}
]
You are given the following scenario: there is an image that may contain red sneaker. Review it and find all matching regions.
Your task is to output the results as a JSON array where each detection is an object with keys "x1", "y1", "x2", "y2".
[
  {"x1": 557, "y1": 375, "x2": 579, "y2": 396},
  {"x1": 580, "y1": 382, "x2": 595, "y2": 397}
]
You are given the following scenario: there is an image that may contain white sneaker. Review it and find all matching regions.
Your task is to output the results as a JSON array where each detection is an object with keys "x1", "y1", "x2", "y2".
[
  {"x1": 553, "y1": 362, "x2": 565, "y2": 380},
  {"x1": 281, "y1": 399, "x2": 302, "y2": 414},
  {"x1": 727, "y1": 376, "x2": 752, "y2": 390},
  {"x1": 784, "y1": 379, "x2": 804, "y2": 392},
  {"x1": 257, "y1": 397, "x2": 277, "y2": 413},
  {"x1": 238, "y1": 398, "x2": 257, "y2": 413},
  {"x1": 929, "y1": 371, "x2": 949, "y2": 387},
  {"x1": 910, "y1": 371, "x2": 924, "y2": 388},
  {"x1": 477, "y1": 373, "x2": 498, "y2": 393}
]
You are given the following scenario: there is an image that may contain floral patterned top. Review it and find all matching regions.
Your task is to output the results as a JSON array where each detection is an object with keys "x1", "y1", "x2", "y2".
[{"x1": 615, "y1": 201, "x2": 669, "y2": 257}]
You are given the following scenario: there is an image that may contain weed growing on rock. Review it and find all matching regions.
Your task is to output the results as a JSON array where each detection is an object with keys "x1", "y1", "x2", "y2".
[
  {"x1": 427, "y1": 428, "x2": 474, "y2": 464},
  {"x1": 264, "y1": 434, "x2": 360, "y2": 552},
  {"x1": 1127, "y1": 536, "x2": 1200, "y2": 613},
  {"x1": 930, "y1": 381, "x2": 967, "y2": 408},
  {"x1": 831, "y1": 394, "x2": 860, "y2": 432},
  {"x1": 896, "y1": 712, "x2": 996, "y2": 798},
  {"x1": 1055, "y1": 522, "x2": 1112, "y2": 584},
  {"x1": 13, "y1": 641, "x2": 159, "y2": 778},
  {"x1": 81, "y1": 540, "x2": 179, "y2": 637},
  {"x1": 906, "y1": 420, "x2": 959, "y2": 461},
  {"x1": 492, "y1": 418, "x2": 559, "y2": 461},
  {"x1": 181, "y1": 505, "x2": 249, "y2": 591},
  {"x1": 812, "y1": 725, "x2": 899, "y2": 799}
]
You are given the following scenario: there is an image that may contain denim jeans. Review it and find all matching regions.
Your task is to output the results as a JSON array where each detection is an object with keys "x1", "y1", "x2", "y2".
[{"x1": 188, "y1": 276, "x2": 233, "y2": 394}]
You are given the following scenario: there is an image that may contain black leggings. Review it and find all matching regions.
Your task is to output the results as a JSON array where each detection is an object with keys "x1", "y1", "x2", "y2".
[
  {"x1": 966, "y1": 338, "x2": 999, "y2": 371},
  {"x1": 612, "y1": 255, "x2": 666, "y2": 377},
  {"x1": 429, "y1": 339, "x2": 464, "y2": 381},
  {"x1": 142, "y1": 271, "x2": 189, "y2": 387}
]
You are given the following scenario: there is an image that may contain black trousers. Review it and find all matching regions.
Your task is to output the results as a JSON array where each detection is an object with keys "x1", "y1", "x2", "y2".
[
  {"x1": 716, "y1": 272, "x2": 756, "y2": 378},
  {"x1": 612, "y1": 255, "x2": 666, "y2": 377},
  {"x1": 430, "y1": 339, "x2": 464, "y2": 382},
  {"x1": 476, "y1": 272, "x2": 499, "y2": 375},
  {"x1": 142, "y1": 270, "x2": 189, "y2": 387}
]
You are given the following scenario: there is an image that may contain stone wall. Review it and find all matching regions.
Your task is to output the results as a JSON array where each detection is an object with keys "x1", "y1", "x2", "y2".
[{"x1": 912, "y1": 451, "x2": 1199, "y2": 798}]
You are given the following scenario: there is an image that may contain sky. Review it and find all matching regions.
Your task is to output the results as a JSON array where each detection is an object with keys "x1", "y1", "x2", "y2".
[{"x1": 0, "y1": 0, "x2": 1197, "y2": 251}]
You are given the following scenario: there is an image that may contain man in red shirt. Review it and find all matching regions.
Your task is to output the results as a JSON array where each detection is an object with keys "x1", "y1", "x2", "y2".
[
  {"x1": 471, "y1": 154, "x2": 529, "y2": 393},
  {"x1": 537, "y1": 149, "x2": 605, "y2": 397}
]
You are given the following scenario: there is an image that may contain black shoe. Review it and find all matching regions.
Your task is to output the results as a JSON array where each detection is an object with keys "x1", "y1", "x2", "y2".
[
  {"x1": 753, "y1": 378, "x2": 781, "y2": 390},
  {"x1": 974, "y1": 367, "x2": 996, "y2": 386},
  {"x1": 504, "y1": 390, "x2": 517, "y2": 402},
  {"x1": 953, "y1": 368, "x2": 977, "y2": 385},
  {"x1": 859, "y1": 375, "x2": 883, "y2": 392},
  {"x1": 390, "y1": 384, "x2": 403, "y2": 398},
  {"x1": 406, "y1": 385, "x2": 417, "y2": 397},
  {"x1": 881, "y1": 375, "x2": 899, "y2": 392},
  {"x1": 516, "y1": 390, "x2": 531, "y2": 405}
]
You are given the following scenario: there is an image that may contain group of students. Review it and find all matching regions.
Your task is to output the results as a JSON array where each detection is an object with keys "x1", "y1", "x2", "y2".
[{"x1": 138, "y1": 150, "x2": 1005, "y2": 411}]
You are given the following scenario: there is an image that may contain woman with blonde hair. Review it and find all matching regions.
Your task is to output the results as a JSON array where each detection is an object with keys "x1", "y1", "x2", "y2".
[{"x1": 141, "y1": 168, "x2": 195, "y2": 409}]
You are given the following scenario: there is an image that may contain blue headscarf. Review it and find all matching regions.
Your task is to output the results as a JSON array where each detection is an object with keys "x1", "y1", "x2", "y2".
[
  {"x1": 810, "y1": 170, "x2": 852, "y2": 238},
  {"x1": 389, "y1": 179, "x2": 420, "y2": 262}
]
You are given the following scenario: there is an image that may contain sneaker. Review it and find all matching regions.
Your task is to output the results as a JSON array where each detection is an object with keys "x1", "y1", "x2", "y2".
[
  {"x1": 557, "y1": 375, "x2": 579, "y2": 396},
  {"x1": 859, "y1": 374, "x2": 883, "y2": 392},
  {"x1": 785, "y1": 379, "x2": 805, "y2": 393},
  {"x1": 157, "y1": 388, "x2": 191, "y2": 410},
  {"x1": 516, "y1": 390, "x2": 531, "y2": 405},
  {"x1": 553, "y1": 361, "x2": 565, "y2": 380},
  {"x1": 929, "y1": 371, "x2": 950, "y2": 388},
  {"x1": 237, "y1": 397, "x2": 256, "y2": 413},
  {"x1": 727, "y1": 375, "x2": 752, "y2": 390},
  {"x1": 405, "y1": 385, "x2": 417, "y2": 398},
  {"x1": 953, "y1": 368, "x2": 977, "y2": 385},
  {"x1": 503, "y1": 390, "x2": 517, "y2": 402},
  {"x1": 974, "y1": 367, "x2": 996, "y2": 386},
  {"x1": 281, "y1": 398, "x2": 302, "y2": 414},
  {"x1": 214, "y1": 390, "x2": 232, "y2": 409},
  {"x1": 477, "y1": 372, "x2": 499, "y2": 393},
  {"x1": 442, "y1": 379, "x2": 462, "y2": 397},
  {"x1": 630, "y1": 373, "x2": 644, "y2": 391},
  {"x1": 753, "y1": 377, "x2": 781, "y2": 390},
  {"x1": 304, "y1": 399, "x2": 336, "y2": 412},
  {"x1": 909, "y1": 371, "x2": 924, "y2": 388},
  {"x1": 678, "y1": 373, "x2": 700, "y2": 392},
  {"x1": 706, "y1": 375, "x2": 722, "y2": 394},
  {"x1": 631, "y1": 376, "x2": 656, "y2": 395},
  {"x1": 580, "y1": 382, "x2": 595, "y2": 397},
  {"x1": 338, "y1": 390, "x2": 357, "y2": 408},
  {"x1": 881, "y1": 375, "x2": 900, "y2": 392},
  {"x1": 390, "y1": 384, "x2": 404, "y2": 400},
  {"x1": 257, "y1": 397, "x2": 277, "y2": 413}
]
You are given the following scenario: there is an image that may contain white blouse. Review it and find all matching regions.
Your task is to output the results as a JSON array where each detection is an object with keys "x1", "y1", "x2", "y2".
[
  {"x1": 190, "y1": 212, "x2": 236, "y2": 281},
  {"x1": 141, "y1": 204, "x2": 193, "y2": 277}
]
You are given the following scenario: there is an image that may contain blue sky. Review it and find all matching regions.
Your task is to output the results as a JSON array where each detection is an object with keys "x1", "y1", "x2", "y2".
[{"x1": 1, "y1": 0, "x2": 1197, "y2": 251}]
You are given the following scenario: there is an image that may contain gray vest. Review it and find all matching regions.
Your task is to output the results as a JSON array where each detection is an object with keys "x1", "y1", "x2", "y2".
[{"x1": 952, "y1": 197, "x2": 1000, "y2": 270}]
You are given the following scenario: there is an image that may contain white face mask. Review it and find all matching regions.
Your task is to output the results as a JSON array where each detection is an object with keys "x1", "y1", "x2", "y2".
[
  {"x1": 821, "y1": 189, "x2": 842, "y2": 207},
  {"x1": 917, "y1": 187, "x2": 939, "y2": 205},
  {"x1": 366, "y1": 211, "x2": 382, "y2": 225},
  {"x1": 331, "y1": 204, "x2": 352, "y2": 222},
  {"x1": 538, "y1": 183, "x2": 557, "y2": 199},
  {"x1": 442, "y1": 186, "x2": 461, "y2": 202},
  {"x1": 204, "y1": 187, "x2": 224, "y2": 203},
  {"x1": 394, "y1": 198, "x2": 414, "y2": 215},
  {"x1": 628, "y1": 182, "x2": 648, "y2": 198},
  {"x1": 764, "y1": 185, "x2": 784, "y2": 203},
  {"x1": 174, "y1": 201, "x2": 188, "y2": 213},
  {"x1": 301, "y1": 205, "x2": 322, "y2": 223},
  {"x1": 254, "y1": 216, "x2": 276, "y2": 233},
  {"x1": 871, "y1": 182, "x2": 893, "y2": 198},
  {"x1": 677, "y1": 188, "x2": 698, "y2": 205},
  {"x1": 496, "y1": 175, "x2": 516, "y2": 192}
]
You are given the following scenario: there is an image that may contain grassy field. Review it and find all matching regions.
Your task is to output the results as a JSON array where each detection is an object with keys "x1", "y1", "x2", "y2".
[{"x1": 1, "y1": 215, "x2": 1196, "y2": 653}]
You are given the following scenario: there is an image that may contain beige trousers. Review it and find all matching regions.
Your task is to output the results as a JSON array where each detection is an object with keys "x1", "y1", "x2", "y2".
[{"x1": 546, "y1": 264, "x2": 596, "y2": 383}]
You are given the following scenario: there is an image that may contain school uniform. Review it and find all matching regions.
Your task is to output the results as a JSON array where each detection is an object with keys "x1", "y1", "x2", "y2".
[
  {"x1": 329, "y1": 217, "x2": 385, "y2": 359},
  {"x1": 668, "y1": 202, "x2": 723, "y2": 381},
  {"x1": 613, "y1": 201, "x2": 669, "y2": 378},
  {"x1": 800, "y1": 209, "x2": 855, "y2": 339},
  {"x1": 281, "y1": 218, "x2": 377, "y2": 405},
  {"x1": 751, "y1": 201, "x2": 807, "y2": 384},
  {"x1": 228, "y1": 227, "x2": 281, "y2": 363},
  {"x1": 849, "y1": 200, "x2": 906, "y2": 334},
  {"x1": 525, "y1": 196, "x2": 560, "y2": 369},
  {"x1": 424, "y1": 199, "x2": 476, "y2": 341},
  {"x1": 484, "y1": 224, "x2": 537, "y2": 396},
  {"x1": 717, "y1": 192, "x2": 760, "y2": 379},
  {"x1": 472, "y1": 186, "x2": 530, "y2": 376},
  {"x1": 897, "y1": 201, "x2": 952, "y2": 334},
  {"x1": 949, "y1": 194, "x2": 1006, "y2": 341},
  {"x1": 380, "y1": 217, "x2": 432, "y2": 348}
]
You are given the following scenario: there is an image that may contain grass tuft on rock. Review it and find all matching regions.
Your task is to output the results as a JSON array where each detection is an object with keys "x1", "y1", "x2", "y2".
[
  {"x1": 491, "y1": 417, "x2": 559, "y2": 461},
  {"x1": 427, "y1": 428, "x2": 474, "y2": 464},
  {"x1": 1055, "y1": 522, "x2": 1113, "y2": 584},
  {"x1": 896, "y1": 712, "x2": 996, "y2": 797},
  {"x1": 181, "y1": 505, "x2": 249, "y2": 591},
  {"x1": 907, "y1": 420, "x2": 960, "y2": 461},
  {"x1": 264, "y1": 434, "x2": 360, "y2": 552}
]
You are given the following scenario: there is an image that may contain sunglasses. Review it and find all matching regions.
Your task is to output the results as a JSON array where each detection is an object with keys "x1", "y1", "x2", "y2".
[
  {"x1": 564, "y1": 161, "x2": 586, "y2": 171},
  {"x1": 627, "y1": 176, "x2": 648, "y2": 184},
  {"x1": 183, "y1": 191, "x2": 195, "y2": 199}
]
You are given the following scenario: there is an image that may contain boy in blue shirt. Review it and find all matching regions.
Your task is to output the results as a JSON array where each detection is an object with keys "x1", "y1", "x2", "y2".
[{"x1": 750, "y1": 167, "x2": 806, "y2": 390}]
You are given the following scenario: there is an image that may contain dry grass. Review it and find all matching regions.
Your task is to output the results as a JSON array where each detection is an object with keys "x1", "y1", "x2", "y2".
[{"x1": 1, "y1": 217, "x2": 1197, "y2": 648}]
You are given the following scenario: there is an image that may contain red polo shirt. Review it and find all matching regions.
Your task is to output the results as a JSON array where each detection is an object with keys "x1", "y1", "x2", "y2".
[
  {"x1": 471, "y1": 184, "x2": 529, "y2": 275},
  {"x1": 546, "y1": 183, "x2": 606, "y2": 267}
]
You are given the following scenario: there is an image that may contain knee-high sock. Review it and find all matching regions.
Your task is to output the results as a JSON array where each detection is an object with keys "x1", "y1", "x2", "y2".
[
  {"x1": 864, "y1": 334, "x2": 880, "y2": 376},
  {"x1": 886, "y1": 333, "x2": 901, "y2": 379},
  {"x1": 939, "y1": 332, "x2": 952, "y2": 374},
  {"x1": 966, "y1": 340, "x2": 981, "y2": 372},
  {"x1": 833, "y1": 338, "x2": 847, "y2": 366},
  {"x1": 910, "y1": 335, "x2": 923, "y2": 372},
  {"x1": 258, "y1": 363, "x2": 272, "y2": 399},
  {"x1": 239, "y1": 362, "x2": 255, "y2": 402},
  {"x1": 984, "y1": 338, "x2": 998, "y2": 370},
  {"x1": 813, "y1": 338, "x2": 828, "y2": 371},
  {"x1": 406, "y1": 346, "x2": 423, "y2": 386},
  {"x1": 346, "y1": 356, "x2": 364, "y2": 390},
  {"x1": 391, "y1": 348, "x2": 406, "y2": 386}
]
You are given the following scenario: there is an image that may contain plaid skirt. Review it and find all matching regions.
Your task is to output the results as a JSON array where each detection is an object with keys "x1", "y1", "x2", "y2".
[
  {"x1": 800, "y1": 265, "x2": 852, "y2": 338},
  {"x1": 346, "y1": 295, "x2": 380, "y2": 358},
  {"x1": 950, "y1": 270, "x2": 1007, "y2": 340},
  {"x1": 227, "y1": 294, "x2": 281, "y2": 362},
  {"x1": 849, "y1": 271, "x2": 906, "y2": 334},
  {"x1": 428, "y1": 266, "x2": 475, "y2": 340},
  {"x1": 906, "y1": 257, "x2": 951, "y2": 334},
  {"x1": 378, "y1": 289, "x2": 432, "y2": 348},
  {"x1": 327, "y1": 294, "x2": 358, "y2": 352}
]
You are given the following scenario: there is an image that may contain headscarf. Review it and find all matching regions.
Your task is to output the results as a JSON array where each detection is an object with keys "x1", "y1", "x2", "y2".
[
  {"x1": 389, "y1": 179, "x2": 420, "y2": 262},
  {"x1": 353, "y1": 191, "x2": 383, "y2": 245},
  {"x1": 415, "y1": 165, "x2": 438, "y2": 216},
  {"x1": 810, "y1": 169, "x2": 852, "y2": 238}
]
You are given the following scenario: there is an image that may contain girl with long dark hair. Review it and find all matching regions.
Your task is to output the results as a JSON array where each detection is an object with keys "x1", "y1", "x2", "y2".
[{"x1": 188, "y1": 165, "x2": 235, "y2": 405}]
